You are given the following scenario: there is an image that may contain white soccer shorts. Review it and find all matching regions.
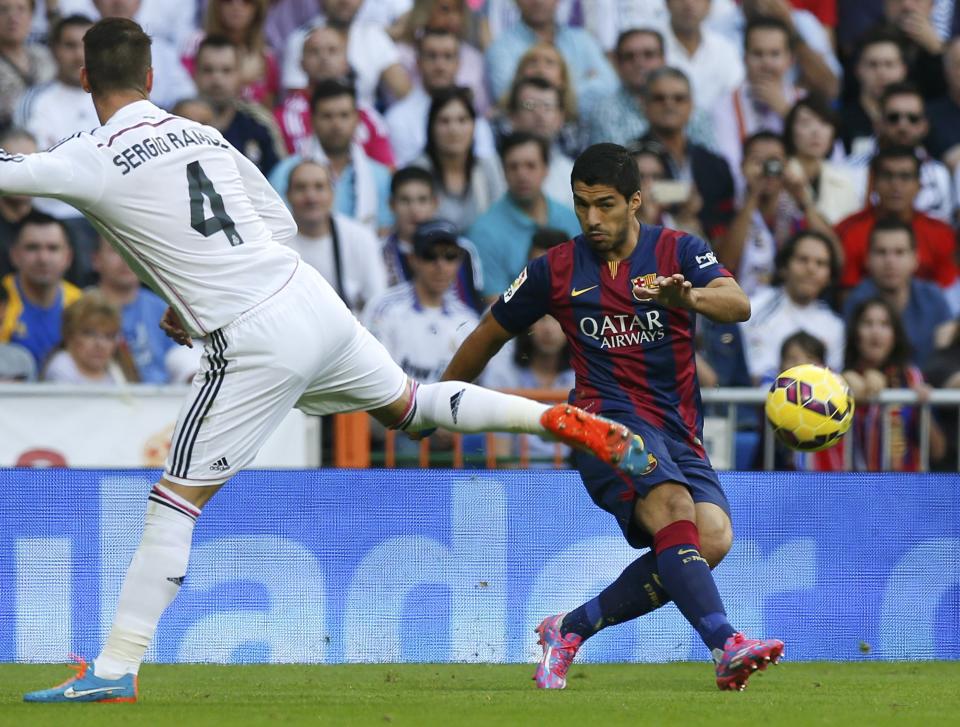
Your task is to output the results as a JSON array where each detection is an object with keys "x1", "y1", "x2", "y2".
[{"x1": 163, "y1": 261, "x2": 406, "y2": 485}]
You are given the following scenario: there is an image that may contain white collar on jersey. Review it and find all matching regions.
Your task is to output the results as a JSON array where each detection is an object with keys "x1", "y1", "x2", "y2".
[{"x1": 102, "y1": 99, "x2": 164, "y2": 127}]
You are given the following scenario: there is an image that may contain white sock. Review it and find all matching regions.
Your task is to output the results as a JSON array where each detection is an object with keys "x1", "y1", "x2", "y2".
[
  {"x1": 396, "y1": 380, "x2": 549, "y2": 434},
  {"x1": 94, "y1": 484, "x2": 198, "y2": 678}
]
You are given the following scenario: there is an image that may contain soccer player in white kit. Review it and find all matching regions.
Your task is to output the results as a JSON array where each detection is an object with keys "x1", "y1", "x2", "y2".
[{"x1": 7, "y1": 19, "x2": 652, "y2": 703}]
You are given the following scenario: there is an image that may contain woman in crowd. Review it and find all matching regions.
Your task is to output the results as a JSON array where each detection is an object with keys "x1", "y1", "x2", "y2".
[
  {"x1": 43, "y1": 292, "x2": 137, "y2": 385},
  {"x1": 841, "y1": 297, "x2": 945, "y2": 471},
  {"x1": 183, "y1": 0, "x2": 279, "y2": 108},
  {"x1": 411, "y1": 86, "x2": 505, "y2": 231},
  {"x1": 782, "y1": 96, "x2": 862, "y2": 225},
  {"x1": 0, "y1": 0, "x2": 54, "y2": 128}
]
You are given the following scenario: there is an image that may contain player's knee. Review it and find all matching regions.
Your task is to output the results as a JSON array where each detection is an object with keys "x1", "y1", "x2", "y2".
[
  {"x1": 699, "y1": 524, "x2": 733, "y2": 568},
  {"x1": 637, "y1": 483, "x2": 696, "y2": 532}
]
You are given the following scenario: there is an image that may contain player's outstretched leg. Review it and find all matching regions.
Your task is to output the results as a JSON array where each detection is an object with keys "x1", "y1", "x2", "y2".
[
  {"x1": 23, "y1": 483, "x2": 201, "y2": 704},
  {"x1": 391, "y1": 381, "x2": 652, "y2": 474}
]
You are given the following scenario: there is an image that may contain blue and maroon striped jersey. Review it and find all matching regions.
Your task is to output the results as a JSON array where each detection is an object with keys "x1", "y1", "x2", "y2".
[{"x1": 491, "y1": 225, "x2": 731, "y2": 453}]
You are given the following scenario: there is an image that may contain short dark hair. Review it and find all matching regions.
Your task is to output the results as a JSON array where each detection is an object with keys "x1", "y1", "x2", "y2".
[
  {"x1": 311, "y1": 77, "x2": 356, "y2": 113},
  {"x1": 642, "y1": 66, "x2": 690, "y2": 98},
  {"x1": 507, "y1": 75, "x2": 561, "y2": 114},
  {"x1": 390, "y1": 165, "x2": 437, "y2": 197},
  {"x1": 868, "y1": 216, "x2": 916, "y2": 250},
  {"x1": 615, "y1": 27, "x2": 664, "y2": 60},
  {"x1": 773, "y1": 229, "x2": 839, "y2": 287},
  {"x1": 499, "y1": 130, "x2": 549, "y2": 165},
  {"x1": 779, "y1": 331, "x2": 826, "y2": 366},
  {"x1": 416, "y1": 25, "x2": 458, "y2": 50},
  {"x1": 870, "y1": 145, "x2": 920, "y2": 178},
  {"x1": 783, "y1": 95, "x2": 838, "y2": 157},
  {"x1": 530, "y1": 227, "x2": 570, "y2": 255},
  {"x1": 82, "y1": 18, "x2": 152, "y2": 96},
  {"x1": 196, "y1": 33, "x2": 239, "y2": 60},
  {"x1": 844, "y1": 296, "x2": 912, "y2": 370},
  {"x1": 743, "y1": 130, "x2": 785, "y2": 159},
  {"x1": 854, "y1": 25, "x2": 905, "y2": 66},
  {"x1": 744, "y1": 16, "x2": 793, "y2": 52},
  {"x1": 15, "y1": 211, "x2": 70, "y2": 245},
  {"x1": 50, "y1": 14, "x2": 93, "y2": 46},
  {"x1": 571, "y1": 143, "x2": 641, "y2": 200},
  {"x1": 880, "y1": 80, "x2": 923, "y2": 111}
]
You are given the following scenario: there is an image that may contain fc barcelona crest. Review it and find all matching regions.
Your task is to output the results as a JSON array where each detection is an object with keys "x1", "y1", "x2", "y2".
[{"x1": 631, "y1": 273, "x2": 658, "y2": 301}]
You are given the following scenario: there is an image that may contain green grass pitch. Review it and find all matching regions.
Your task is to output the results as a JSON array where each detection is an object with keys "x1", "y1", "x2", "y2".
[{"x1": 2, "y1": 662, "x2": 959, "y2": 726}]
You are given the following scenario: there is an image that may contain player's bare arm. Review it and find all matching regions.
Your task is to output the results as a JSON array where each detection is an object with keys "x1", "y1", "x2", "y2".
[
  {"x1": 159, "y1": 307, "x2": 193, "y2": 348},
  {"x1": 441, "y1": 311, "x2": 514, "y2": 383},
  {"x1": 633, "y1": 275, "x2": 750, "y2": 323}
]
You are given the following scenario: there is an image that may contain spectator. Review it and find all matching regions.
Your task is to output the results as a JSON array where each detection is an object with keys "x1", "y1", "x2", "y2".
[
  {"x1": 783, "y1": 96, "x2": 862, "y2": 225},
  {"x1": 717, "y1": 131, "x2": 838, "y2": 294},
  {"x1": 527, "y1": 224, "x2": 569, "y2": 258},
  {"x1": 740, "y1": 230, "x2": 845, "y2": 383},
  {"x1": 842, "y1": 217, "x2": 953, "y2": 368},
  {"x1": 274, "y1": 25, "x2": 395, "y2": 167},
  {"x1": 928, "y1": 35, "x2": 960, "y2": 169},
  {"x1": 468, "y1": 131, "x2": 580, "y2": 300},
  {"x1": 869, "y1": 0, "x2": 946, "y2": 100},
  {"x1": 712, "y1": 16, "x2": 804, "y2": 181},
  {"x1": 844, "y1": 82, "x2": 954, "y2": 223},
  {"x1": 91, "y1": 235, "x2": 173, "y2": 384},
  {"x1": 192, "y1": 35, "x2": 286, "y2": 176},
  {"x1": 924, "y1": 314, "x2": 960, "y2": 470},
  {"x1": 484, "y1": 0, "x2": 617, "y2": 116},
  {"x1": 587, "y1": 27, "x2": 715, "y2": 149},
  {"x1": 841, "y1": 296, "x2": 945, "y2": 470},
  {"x1": 835, "y1": 146, "x2": 958, "y2": 291},
  {"x1": 90, "y1": 0, "x2": 195, "y2": 109},
  {"x1": 44, "y1": 290, "x2": 134, "y2": 384},
  {"x1": 182, "y1": 0, "x2": 279, "y2": 108},
  {"x1": 171, "y1": 97, "x2": 215, "y2": 126},
  {"x1": 0, "y1": 0, "x2": 55, "y2": 129},
  {"x1": 281, "y1": 0, "x2": 412, "y2": 105},
  {"x1": 0, "y1": 280, "x2": 35, "y2": 380},
  {"x1": 841, "y1": 27, "x2": 908, "y2": 156},
  {"x1": 637, "y1": 67, "x2": 736, "y2": 244},
  {"x1": 410, "y1": 85, "x2": 506, "y2": 231},
  {"x1": 661, "y1": 0, "x2": 745, "y2": 112},
  {"x1": 382, "y1": 165, "x2": 484, "y2": 311},
  {"x1": 269, "y1": 78, "x2": 393, "y2": 234},
  {"x1": 0, "y1": 127, "x2": 36, "y2": 279},
  {"x1": 283, "y1": 160, "x2": 387, "y2": 314},
  {"x1": 395, "y1": 0, "x2": 490, "y2": 115},
  {"x1": 0, "y1": 211, "x2": 81, "y2": 369},
  {"x1": 386, "y1": 27, "x2": 496, "y2": 167},
  {"x1": 362, "y1": 218, "x2": 478, "y2": 386},
  {"x1": 500, "y1": 75, "x2": 573, "y2": 208},
  {"x1": 630, "y1": 139, "x2": 706, "y2": 239}
]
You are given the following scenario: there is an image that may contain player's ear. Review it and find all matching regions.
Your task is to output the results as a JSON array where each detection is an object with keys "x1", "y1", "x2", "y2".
[
  {"x1": 80, "y1": 67, "x2": 91, "y2": 94},
  {"x1": 144, "y1": 67, "x2": 154, "y2": 95},
  {"x1": 629, "y1": 190, "x2": 642, "y2": 214}
]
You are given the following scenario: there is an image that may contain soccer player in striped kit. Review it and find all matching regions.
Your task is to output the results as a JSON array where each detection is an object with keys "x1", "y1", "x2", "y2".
[
  {"x1": 4, "y1": 19, "x2": 651, "y2": 703},
  {"x1": 442, "y1": 143, "x2": 784, "y2": 691}
]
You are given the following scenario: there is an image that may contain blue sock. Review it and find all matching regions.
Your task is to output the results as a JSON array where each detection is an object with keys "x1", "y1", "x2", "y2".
[
  {"x1": 653, "y1": 519, "x2": 736, "y2": 654},
  {"x1": 561, "y1": 552, "x2": 669, "y2": 640}
]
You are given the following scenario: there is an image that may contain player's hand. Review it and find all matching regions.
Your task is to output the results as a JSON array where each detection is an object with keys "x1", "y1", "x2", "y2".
[
  {"x1": 160, "y1": 306, "x2": 193, "y2": 348},
  {"x1": 633, "y1": 273, "x2": 697, "y2": 309}
]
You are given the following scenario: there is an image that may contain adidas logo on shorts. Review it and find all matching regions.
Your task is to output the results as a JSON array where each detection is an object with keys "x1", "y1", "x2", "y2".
[{"x1": 209, "y1": 457, "x2": 230, "y2": 472}]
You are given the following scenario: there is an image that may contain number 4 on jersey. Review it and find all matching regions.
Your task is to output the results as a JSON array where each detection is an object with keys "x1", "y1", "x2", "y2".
[{"x1": 187, "y1": 161, "x2": 244, "y2": 247}]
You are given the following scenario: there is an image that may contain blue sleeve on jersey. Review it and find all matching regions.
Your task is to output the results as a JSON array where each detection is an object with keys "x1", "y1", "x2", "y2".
[
  {"x1": 679, "y1": 234, "x2": 731, "y2": 289},
  {"x1": 489, "y1": 254, "x2": 551, "y2": 334}
]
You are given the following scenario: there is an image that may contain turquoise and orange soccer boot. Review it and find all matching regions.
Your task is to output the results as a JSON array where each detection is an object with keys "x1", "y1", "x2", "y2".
[
  {"x1": 715, "y1": 633, "x2": 785, "y2": 691},
  {"x1": 533, "y1": 613, "x2": 583, "y2": 689},
  {"x1": 23, "y1": 657, "x2": 138, "y2": 703},
  {"x1": 540, "y1": 404, "x2": 654, "y2": 476}
]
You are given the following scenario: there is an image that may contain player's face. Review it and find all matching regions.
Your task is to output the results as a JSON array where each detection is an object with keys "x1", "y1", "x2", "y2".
[
  {"x1": 0, "y1": 0, "x2": 32, "y2": 44},
  {"x1": 391, "y1": 181, "x2": 437, "y2": 240},
  {"x1": 867, "y1": 231, "x2": 917, "y2": 290},
  {"x1": 11, "y1": 223, "x2": 73, "y2": 288},
  {"x1": 411, "y1": 243, "x2": 462, "y2": 296},
  {"x1": 301, "y1": 27, "x2": 348, "y2": 83},
  {"x1": 312, "y1": 95, "x2": 358, "y2": 155},
  {"x1": 195, "y1": 47, "x2": 242, "y2": 106},
  {"x1": 52, "y1": 23, "x2": 90, "y2": 87},
  {"x1": 288, "y1": 163, "x2": 334, "y2": 227},
  {"x1": 857, "y1": 43, "x2": 906, "y2": 98},
  {"x1": 94, "y1": 241, "x2": 139, "y2": 289},
  {"x1": 504, "y1": 142, "x2": 548, "y2": 204},
  {"x1": 512, "y1": 86, "x2": 564, "y2": 139},
  {"x1": 745, "y1": 28, "x2": 792, "y2": 82},
  {"x1": 573, "y1": 181, "x2": 641, "y2": 254},
  {"x1": 432, "y1": 99, "x2": 474, "y2": 157},
  {"x1": 67, "y1": 317, "x2": 119, "y2": 376},
  {"x1": 419, "y1": 35, "x2": 459, "y2": 91},
  {"x1": 856, "y1": 303, "x2": 896, "y2": 367},
  {"x1": 782, "y1": 236, "x2": 832, "y2": 305}
]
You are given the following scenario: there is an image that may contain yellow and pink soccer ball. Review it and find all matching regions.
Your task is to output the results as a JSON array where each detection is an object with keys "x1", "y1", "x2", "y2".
[{"x1": 765, "y1": 364, "x2": 855, "y2": 452}]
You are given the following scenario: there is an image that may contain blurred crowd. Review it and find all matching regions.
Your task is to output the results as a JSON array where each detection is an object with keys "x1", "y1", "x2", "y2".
[{"x1": 3, "y1": 0, "x2": 960, "y2": 470}]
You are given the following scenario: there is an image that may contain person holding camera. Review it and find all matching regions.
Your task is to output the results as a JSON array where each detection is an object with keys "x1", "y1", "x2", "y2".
[
  {"x1": 715, "y1": 131, "x2": 838, "y2": 296},
  {"x1": 630, "y1": 141, "x2": 706, "y2": 240}
]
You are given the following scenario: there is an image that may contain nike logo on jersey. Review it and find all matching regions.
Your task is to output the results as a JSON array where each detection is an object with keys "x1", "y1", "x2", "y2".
[
  {"x1": 571, "y1": 285, "x2": 598, "y2": 297},
  {"x1": 63, "y1": 686, "x2": 121, "y2": 699}
]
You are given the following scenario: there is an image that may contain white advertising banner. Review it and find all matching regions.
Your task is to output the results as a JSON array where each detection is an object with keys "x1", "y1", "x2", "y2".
[{"x1": 0, "y1": 385, "x2": 320, "y2": 468}]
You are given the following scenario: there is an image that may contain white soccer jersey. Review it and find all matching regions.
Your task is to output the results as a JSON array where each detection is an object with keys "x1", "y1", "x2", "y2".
[{"x1": 0, "y1": 100, "x2": 299, "y2": 336}]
